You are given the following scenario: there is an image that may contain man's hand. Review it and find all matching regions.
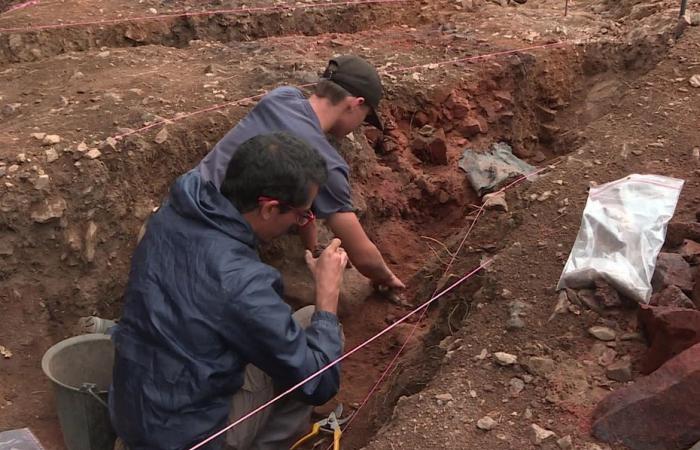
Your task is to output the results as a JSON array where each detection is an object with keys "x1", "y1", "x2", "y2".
[{"x1": 305, "y1": 238, "x2": 348, "y2": 315}]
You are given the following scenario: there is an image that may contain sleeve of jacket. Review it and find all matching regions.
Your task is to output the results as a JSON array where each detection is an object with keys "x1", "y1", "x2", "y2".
[{"x1": 218, "y1": 265, "x2": 342, "y2": 405}]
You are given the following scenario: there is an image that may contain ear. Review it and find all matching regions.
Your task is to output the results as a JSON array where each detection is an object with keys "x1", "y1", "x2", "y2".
[
  {"x1": 355, "y1": 97, "x2": 366, "y2": 107},
  {"x1": 259, "y1": 200, "x2": 279, "y2": 220}
]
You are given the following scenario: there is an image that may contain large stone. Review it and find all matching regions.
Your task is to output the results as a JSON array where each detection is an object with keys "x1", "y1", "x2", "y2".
[
  {"x1": 650, "y1": 285, "x2": 696, "y2": 309},
  {"x1": 589, "y1": 326, "x2": 616, "y2": 341},
  {"x1": 652, "y1": 252, "x2": 693, "y2": 293},
  {"x1": 665, "y1": 222, "x2": 700, "y2": 247},
  {"x1": 592, "y1": 343, "x2": 700, "y2": 450},
  {"x1": 531, "y1": 424, "x2": 556, "y2": 445},
  {"x1": 639, "y1": 306, "x2": 700, "y2": 374},
  {"x1": 410, "y1": 128, "x2": 448, "y2": 165},
  {"x1": 679, "y1": 240, "x2": 700, "y2": 264}
]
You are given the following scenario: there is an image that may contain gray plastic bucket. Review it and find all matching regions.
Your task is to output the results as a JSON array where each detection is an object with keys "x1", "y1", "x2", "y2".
[{"x1": 41, "y1": 333, "x2": 116, "y2": 450}]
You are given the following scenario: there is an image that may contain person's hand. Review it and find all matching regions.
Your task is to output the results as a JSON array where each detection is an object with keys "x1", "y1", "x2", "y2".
[{"x1": 305, "y1": 238, "x2": 348, "y2": 314}]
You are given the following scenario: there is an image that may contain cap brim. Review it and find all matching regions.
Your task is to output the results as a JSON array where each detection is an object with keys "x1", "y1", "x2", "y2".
[{"x1": 365, "y1": 108, "x2": 384, "y2": 131}]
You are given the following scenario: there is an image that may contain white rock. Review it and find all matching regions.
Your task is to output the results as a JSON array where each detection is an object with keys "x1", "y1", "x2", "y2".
[
  {"x1": 34, "y1": 174, "x2": 50, "y2": 190},
  {"x1": 588, "y1": 326, "x2": 616, "y2": 341},
  {"x1": 77, "y1": 142, "x2": 88, "y2": 152},
  {"x1": 30, "y1": 132, "x2": 46, "y2": 140},
  {"x1": 8, "y1": 164, "x2": 19, "y2": 173},
  {"x1": 435, "y1": 393, "x2": 454, "y2": 402},
  {"x1": 42, "y1": 134, "x2": 61, "y2": 145},
  {"x1": 531, "y1": 423, "x2": 556, "y2": 445},
  {"x1": 154, "y1": 127, "x2": 169, "y2": 144},
  {"x1": 45, "y1": 148, "x2": 59, "y2": 163},
  {"x1": 85, "y1": 149, "x2": 102, "y2": 160},
  {"x1": 477, "y1": 416, "x2": 497, "y2": 431},
  {"x1": 690, "y1": 74, "x2": 700, "y2": 88},
  {"x1": 149, "y1": 7, "x2": 158, "y2": 14},
  {"x1": 494, "y1": 352, "x2": 518, "y2": 366},
  {"x1": 482, "y1": 191, "x2": 508, "y2": 212},
  {"x1": 84, "y1": 221, "x2": 98, "y2": 262},
  {"x1": 557, "y1": 435, "x2": 573, "y2": 449}
]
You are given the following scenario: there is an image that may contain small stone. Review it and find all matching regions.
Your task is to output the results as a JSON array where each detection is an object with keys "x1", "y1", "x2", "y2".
[
  {"x1": 8, "y1": 164, "x2": 19, "y2": 173},
  {"x1": 45, "y1": 148, "x2": 59, "y2": 163},
  {"x1": 34, "y1": 174, "x2": 49, "y2": 190},
  {"x1": 524, "y1": 408, "x2": 533, "y2": 419},
  {"x1": 531, "y1": 423, "x2": 556, "y2": 445},
  {"x1": 537, "y1": 191, "x2": 552, "y2": 202},
  {"x1": 606, "y1": 360, "x2": 633, "y2": 382},
  {"x1": 526, "y1": 357, "x2": 555, "y2": 377},
  {"x1": 494, "y1": 352, "x2": 518, "y2": 366},
  {"x1": 506, "y1": 316, "x2": 525, "y2": 330},
  {"x1": 589, "y1": 326, "x2": 617, "y2": 342},
  {"x1": 483, "y1": 191, "x2": 508, "y2": 212},
  {"x1": 557, "y1": 435, "x2": 573, "y2": 449},
  {"x1": 594, "y1": 279, "x2": 621, "y2": 308},
  {"x1": 42, "y1": 134, "x2": 61, "y2": 145},
  {"x1": 509, "y1": 377, "x2": 525, "y2": 396},
  {"x1": 154, "y1": 127, "x2": 169, "y2": 144},
  {"x1": 30, "y1": 132, "x2": 46, "y2": 140},
  {"x1": 16, "y1": 153, "x2": 26, "y2": 162},
  {"x1": 679, "y1": 240, "x2": 700, "y2": 264},
  {"x1": 690, "y1": 75, "x2": 700, "y2": 88},
  {"x1": 85, "y1": 149, "x2": 102, "y2": 160},
  {"x1": 76, "y1": 142, "x2": 88, "y2": 152},
  {"x1": 148, "y1": 7, "x2": 158, "y2": 14},
  {"x1": 549, "y1": 291, "x2": 570, "y2": 321},
  {"x1": 97, "y1": 51, "x2": 110, "y2": 58},
  {"x1": 477, "y1": 416, "x2": 497, "y2": 431},
  {"x1": 435, "y1": 393, "x2": 454, "y2": 402}
]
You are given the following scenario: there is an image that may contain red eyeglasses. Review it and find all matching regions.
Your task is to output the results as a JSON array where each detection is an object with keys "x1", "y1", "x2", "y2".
[{"x1": 258, "y1": 196, "x2": 316, "y2": 227}]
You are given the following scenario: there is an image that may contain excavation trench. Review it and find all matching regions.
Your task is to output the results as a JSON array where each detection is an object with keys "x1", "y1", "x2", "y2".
[
  {"x1": 0, "y1": 1, "x2": 424, "y2": 64},
  {"x1": 0, "y1": 25, "x2": 677, "y2": 449}
]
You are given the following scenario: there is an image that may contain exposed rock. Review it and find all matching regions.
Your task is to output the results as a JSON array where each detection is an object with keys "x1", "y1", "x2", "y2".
[
  {"x1": 506, "y1": 300, "x2": 528, "y2": 330},
  {"x1": 154, "y1": 127, "x2": 169, "y2": 144},
  {"x1": 45, "y1": 148, "x2": 59, "y2": 163},
  {"x1": 690, "y1": 74, "x2": 700, "y2": 88},
  {"x1": 482, "y1": 191, "x2": 508, "y2": 212},
  {"x1": 456, "y1": 116, "x2": 485, "y2": 137},
  {"x1": 605, "y1": 359, "x2": 633, "y2": 382},
  {"x1": 30, "y1": 132, "x2": 46, "y2": 140},
  {"x1": 666, "y1": 222, "x2": 700, "y2": 247},
  {"x1": 592, "y1": 343, "x2": 700, "y2": 450},
  {"x1": 549, "y1": 291, "x2": 570, "y2": 320},
  {"x1": 650, "y1": 285, "x2": 696, "y2": 309},
  {"x1": 531, "y1": 423, "x2": 556, "y2": 445},
  {"x1": 679, "y1": 240, "x2": 700, "y2": 264},
  {"x1": 588, "y1": 326, "x2": 616, "y2": 342},
  {"x1": 509, "y1": 377, "x2": 525, "y2": 396},
  {"x1": 477, "y1": 416, "x2": 497, "y2": 431},
  {"x1": 84, "y1": 221, "x2": 98, "y2": 263},
  {"x1": 31, "y1": 197, "x2": 66, "y2": 223},
  {"x1": 33, "y1": 174, "x2": 49, "y2": 190},
  {"x1": 652, "y1": 252, "x2": 693, "y2": 293},
  {"x1": 557, "y1": 435, "x2": 573, "y2": 449},
  {"x1": 639, "y1": 305, "x2": 700, "y2": 374},
  {"x1": 594, "y1": 279, "x2": 622, "y2": 308},
  {"x1": 525, "y1": 356, "x2": 555, "y2": 377},
  {"x1": 411, "y1": 128, "x2": 448, "y2": 165},
  {"x1": 42, "y1": 134, "x2": 61, "y2": 145},
  {"x1": 85, "y1": 149, "x2": 102, "y2": 160},
  {"x1": 494, "y1": 352, "x2": 518, "y2": 366},
  {"x1": 435, "y1": 393, "x2": 454, "y2": 402}
]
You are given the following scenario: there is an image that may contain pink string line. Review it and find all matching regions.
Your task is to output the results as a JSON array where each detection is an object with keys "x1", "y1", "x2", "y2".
[
  {"x1": 113, "y1": 41, "x2": 569, "y2": 142},
  {"x1": 0, "y1": 0, "x2": 39, "y2": 17},
  {"x1": 0, "y1": 0, "x2": 408, "y2": 33},
  {"x1": 330, "y1": 164, "x2": 554, "y2": 445},
  {"x1": 188, "y1": 259, "x2": 492, "y2": 450}
]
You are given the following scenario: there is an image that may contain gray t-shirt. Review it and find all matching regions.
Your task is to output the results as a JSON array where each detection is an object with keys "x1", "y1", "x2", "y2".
[{"x1": 197, "y1": 87, "x2": 353, "y2": 219}]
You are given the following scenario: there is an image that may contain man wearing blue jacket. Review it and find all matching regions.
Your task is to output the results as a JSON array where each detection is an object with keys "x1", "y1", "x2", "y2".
[{"x1": 109, "y1": 132, "x2": 348, "y2": 450}]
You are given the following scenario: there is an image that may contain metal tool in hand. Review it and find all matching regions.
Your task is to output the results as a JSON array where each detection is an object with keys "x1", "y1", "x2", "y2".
[{"x1": 290, "y1": 404, "x2": 349, "y2": 450}]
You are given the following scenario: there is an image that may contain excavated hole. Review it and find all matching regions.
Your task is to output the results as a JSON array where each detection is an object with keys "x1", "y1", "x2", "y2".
[{"x1": 9, "y1": 27, "x2": 675, "y2": 450}]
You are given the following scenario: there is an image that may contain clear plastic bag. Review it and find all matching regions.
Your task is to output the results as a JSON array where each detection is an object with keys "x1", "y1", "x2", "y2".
[{"x1": 557, "y1": 174, "x2": 684, "y2": 304}]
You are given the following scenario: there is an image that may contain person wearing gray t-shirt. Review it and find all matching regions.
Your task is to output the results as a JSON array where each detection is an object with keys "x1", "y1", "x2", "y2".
[{"x1": 198, "y1": 55, "x2": 404, "y2": 291}]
